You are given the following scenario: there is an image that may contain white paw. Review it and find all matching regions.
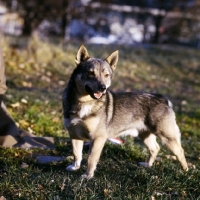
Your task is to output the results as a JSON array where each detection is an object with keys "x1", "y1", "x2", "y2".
[
  {"x1": 138, "y1": 162, "x2": 151, "y2": 168},
  {"x1": 66, "y1": 164, "x2": 80, "y2": 171},
  {"x1": 80, "y1": 173, "x2": 94, "y2": 179}
]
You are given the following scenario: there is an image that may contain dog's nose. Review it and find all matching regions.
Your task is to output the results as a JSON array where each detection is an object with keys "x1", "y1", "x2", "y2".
[{"x1": 99, "y1": 84, "x2": 106, "y2": 92}]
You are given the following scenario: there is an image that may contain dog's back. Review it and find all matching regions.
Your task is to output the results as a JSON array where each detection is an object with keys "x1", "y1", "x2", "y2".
[{"x1": 63, "y1": 45, "x2": 188, "y2": 179}]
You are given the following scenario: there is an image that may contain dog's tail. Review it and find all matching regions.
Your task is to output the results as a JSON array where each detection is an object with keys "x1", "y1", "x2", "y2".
[
  {"x1": 151, "y1": 93, "x2": 173, "y2": 108},
  {"x1": 167, "y1": 100, "x2": 173, "y2": 108}
]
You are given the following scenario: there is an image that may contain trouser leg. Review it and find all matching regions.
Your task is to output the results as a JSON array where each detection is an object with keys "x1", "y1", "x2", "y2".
[{"x1": 0, "y1": 101, "x2": 19, "y2": 136}]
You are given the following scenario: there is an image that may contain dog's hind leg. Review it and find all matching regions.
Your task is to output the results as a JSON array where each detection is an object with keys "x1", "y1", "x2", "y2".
[
  {"x1": 158, "y1": 118, "x2": 188, "y2": 171},
  {"x1": 139, "y1": 133, "x2": 160, "y2": 168},
  {"x1": 66, "y1": 139, "x2": 84, "y2": 171},
  {"x1": 165, "y1": 138, "x2": 188, "y2": 171}
]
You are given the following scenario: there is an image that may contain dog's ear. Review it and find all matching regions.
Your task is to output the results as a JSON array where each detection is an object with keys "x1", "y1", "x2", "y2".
[
  {"x1": 75, "y1": 45, "x2": 90, "y2": 65},
  {"x1": 105, "y1": 50, "x2": 119, "y2": 71}
]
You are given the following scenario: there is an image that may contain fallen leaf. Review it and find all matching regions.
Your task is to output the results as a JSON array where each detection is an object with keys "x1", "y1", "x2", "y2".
[
  {"x1": 104, "y1": 189, "x2": 109, "y2": 196},
  {"x1": 15, "y1": 152, "x2": 19, "y2": 157},
  {"x1": 188, "y1": 162, "x2": 196, "y2": 169},
  {"x1": 66, "y1": 156, "x2": 74, "y2": 162},
  {"x1": 22, "y1": 81, "x2": 32, "y2": 87},
  {"x1": 58, "y1": 80, "x2": 65, "y2": 86},
  {"x1": 19, "y1": 120, "x2": 30, "y2": 127},
  {"x1": 21, "y1": 162, "x2": 29, "y2": 168},
  {"x1": 15, "y1": 122, "x2": 20, "y2": 127},
  {"x1": 21, "y1": 98, "x2": 28, "y2": 104},
  {"x1": 41, "y1": 75, "x2": 51, "y2": 82},
  {"x1": 166, "y1": 155, "x2": 177, "y2": 160},
  {"x1": 151, "y1": 176, "x2": 158, "y2": 180},
  {"x1": 181, "y1": 100, "x2": 187, "y2": 105},
  {"x1": 28, "y1": 127, "x2": 34, "y2": 134},
  {"x1": 5, "y1": 94, "x2": 13, "y2": 99},
  {"x1": 60, "y1": 183, "x2": 65, "y2": 191},
  {"x1": 51, "y1": 111, "x2": 57, "y2": 115},
  {"x1": 46, "y1": 71, "x2": 52, "y2": 76},
  {"x1": 18, "y1": 63, "x2": 25, "y2": 69},
  {"x1": 10, "y1": 102, "x2": 20, "y2": 108},
  {"x1": 49, "y1": 180, "x2": 54, "y2": 184},
  {"x1": 52, "y1": 117, "x2": 60, "y2": 122},
  {"x1": 181, "y1": 190, "x2": 187, "y2": 196},
  {"x1": 7, "y1": 61, "x2": 16, "y2": 67},
  {"x1": 38, "y1": 184, "x2": 43, "y2": 190},
  {"x1": 154, "y1": 191, "x2": 166, "y2": 196}
]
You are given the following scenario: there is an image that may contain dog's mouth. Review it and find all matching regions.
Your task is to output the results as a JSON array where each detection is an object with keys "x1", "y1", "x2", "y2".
[
  {"x1": 85, "y1": 85, "x2": 105, "y2": 99},
  {"x1": 93, "y1": 92, "x2": 103, "y2": 99}
]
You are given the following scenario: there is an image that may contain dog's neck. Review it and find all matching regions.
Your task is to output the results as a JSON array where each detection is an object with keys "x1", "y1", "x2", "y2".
[
  {"x1": 63, "y1": 74, "x2": 106, "y2": 119},
  {"x1": 77, "y1": 93, "x2": 94, "y2": 103}
]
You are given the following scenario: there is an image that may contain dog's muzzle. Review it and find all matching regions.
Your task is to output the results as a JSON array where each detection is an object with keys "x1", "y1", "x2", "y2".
[{"x1": 85, "y1": 84, "x2": 106, "y2": 99}]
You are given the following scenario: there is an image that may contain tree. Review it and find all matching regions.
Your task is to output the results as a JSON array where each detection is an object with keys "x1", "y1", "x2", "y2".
[{"x1": 1, "y1": 0, "x2": 74, "y2": 36}]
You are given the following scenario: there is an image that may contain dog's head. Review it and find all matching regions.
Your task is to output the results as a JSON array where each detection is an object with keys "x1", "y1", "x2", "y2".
[{"x1": 74, "y1": 45, "x2": 118, "y2": 99}]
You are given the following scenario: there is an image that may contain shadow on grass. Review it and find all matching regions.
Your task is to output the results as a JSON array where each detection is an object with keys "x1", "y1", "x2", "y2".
[{"x1": 0, "y1": 137, "x2": 200, "y2": 199}]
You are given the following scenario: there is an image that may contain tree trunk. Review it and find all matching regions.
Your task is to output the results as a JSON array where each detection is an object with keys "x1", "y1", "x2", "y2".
[
  {"x1": 153, "y1": 16, "x2": 163, "y2": 43},
  {"x1": 22, "y1": 17, "x2": 32, "y2": 36}
]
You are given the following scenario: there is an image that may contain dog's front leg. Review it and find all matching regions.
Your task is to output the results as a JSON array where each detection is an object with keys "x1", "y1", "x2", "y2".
[
  {"x1": 66, "y1": 139, "x2": 83, "y2": 171},
  {"x1": 82, "y1": 136, "x2": 107, "y2": 179}
]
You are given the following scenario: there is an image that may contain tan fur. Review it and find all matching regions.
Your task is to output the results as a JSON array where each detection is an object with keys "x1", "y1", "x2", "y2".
[{"x1": 63, "y1": 45, "x2": 188, "y2": 179}]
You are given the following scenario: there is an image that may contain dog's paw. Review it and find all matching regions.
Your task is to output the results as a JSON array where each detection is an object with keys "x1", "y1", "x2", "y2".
[
  {"x1": 80, "y1": 173, "x2": 94, "y2": 180},
  {"x1": 66, "y1": 164, "x2": 80, "y2": 171},
  {"x1": 138, "y1": 162, "x2": 151, "y2": 168}
]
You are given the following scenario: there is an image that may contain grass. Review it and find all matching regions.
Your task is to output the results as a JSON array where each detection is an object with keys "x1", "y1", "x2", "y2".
[{"x1": 0, "y1": 35, "x2": 200, "y2": 199}]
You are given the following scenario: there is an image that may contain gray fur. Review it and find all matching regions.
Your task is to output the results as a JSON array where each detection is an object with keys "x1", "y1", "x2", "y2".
[{"x1": 62, "y1": 45, "x2": 188, "y2": 179}]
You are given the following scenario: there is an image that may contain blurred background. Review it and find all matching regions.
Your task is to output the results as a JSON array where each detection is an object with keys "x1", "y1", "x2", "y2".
[
  {"x1": 0, "y1": 0, "x2": 200, "y2": 136},
  {"x1": 0, "y1": 0, "x2": 200, "y2": 47}
]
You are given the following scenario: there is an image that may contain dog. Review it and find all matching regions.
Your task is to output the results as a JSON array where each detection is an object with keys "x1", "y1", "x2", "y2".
[{"x1": 62, "y1": 45, "x2": 188, "y2": 179}]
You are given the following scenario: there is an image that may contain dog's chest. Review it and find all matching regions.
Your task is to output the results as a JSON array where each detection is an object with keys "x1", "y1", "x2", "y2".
[
  {"x1": 64, "y1": 103, "x2": 95, "y2": 129},
  {"x1": 78, "y1": 103, "x2": 94, "y2": 118},
  {"x1": 64, "y1": 103, "x2": 101, "y2": 139}
]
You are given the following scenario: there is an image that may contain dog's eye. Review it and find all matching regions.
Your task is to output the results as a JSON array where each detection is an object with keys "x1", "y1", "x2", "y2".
[
  {"x1": 88, "y1": 71, "x2": 94, "y2": 77},
  {"x1": 105, "y1": 74, "x2": 110, "y2": 78}
]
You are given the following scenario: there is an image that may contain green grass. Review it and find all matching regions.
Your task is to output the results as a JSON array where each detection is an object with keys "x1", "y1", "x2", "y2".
[{"x1": 0, "y1": 35, "x2": 200, "y2": 199}]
